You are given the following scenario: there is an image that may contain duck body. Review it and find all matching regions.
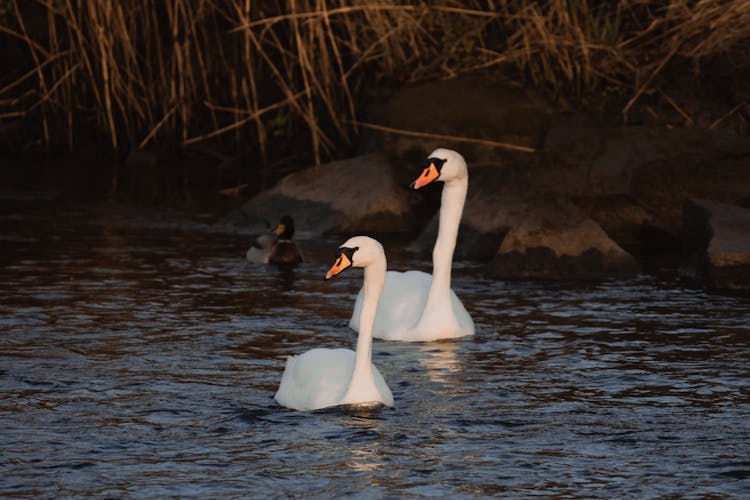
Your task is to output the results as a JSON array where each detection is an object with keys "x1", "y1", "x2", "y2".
[
  {"x1": 274, "y1": 236, "x2": 394, "y2": 411},
  {"x1": 246, "y1": 215, "x2": 302, "y2": 265},
  {"x1": 268, "y1": 239, "x2": 303, "y2": 265},
  {"x1": 350, "y1": 148, "x2": 475, "y2": 342}
]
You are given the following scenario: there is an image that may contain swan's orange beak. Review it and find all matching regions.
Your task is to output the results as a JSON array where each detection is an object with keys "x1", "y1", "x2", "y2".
[
  {"x1": 410, "y1": 162, "x2": 440, "y2": 190},
  {"x1": 274, "y1": 223, "x2": 286, "y2": 236},
  {"x1": 325, "y1": 253, "x2": 352, "y2": 280}
]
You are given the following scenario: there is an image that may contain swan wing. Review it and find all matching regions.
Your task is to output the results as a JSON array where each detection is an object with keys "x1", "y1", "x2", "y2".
[
  {"x1": 349, "y1": 270, "x2": 431, "y2": 340},
  {"x1": 274, "y1": 348, "x2": 353, "y2": 411},
  {"x1": 349, "y1": 270, "x2": 473, "y2": 341},
  {"x1": 274, "y1": 348, "x2": 393, "y2": 410}
]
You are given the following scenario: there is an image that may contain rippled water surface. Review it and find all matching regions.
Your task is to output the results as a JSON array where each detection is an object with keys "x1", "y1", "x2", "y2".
[{"x1": 2, "y1": 197, "x2": 750, "y2": 498}]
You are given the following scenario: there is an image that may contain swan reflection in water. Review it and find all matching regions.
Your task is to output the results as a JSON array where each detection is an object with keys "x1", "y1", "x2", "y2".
[
  {"x1": 342, "y1": 413, "x2": 389, "y2": 473},
  {"x1": 418, "y1": 341, "x2": 462, "y2": 384},
  {"x1": 275, "y1": 265, "x2": 296, "y2": 291},
  {"x1": 348, "y1": 445, "x2": 385, "y2": 473}
]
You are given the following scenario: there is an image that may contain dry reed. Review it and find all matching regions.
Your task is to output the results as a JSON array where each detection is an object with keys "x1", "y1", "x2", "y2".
[{"x1": 0, "y1": 0, "x2": 748, "y2": 167}]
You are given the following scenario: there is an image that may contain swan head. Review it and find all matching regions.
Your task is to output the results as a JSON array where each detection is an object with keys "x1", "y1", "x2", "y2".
[
  {"x1": 324, "y1": 236, "x2": 383, "y2": 280},
  {"x1": 274, "y1": 215, "x2": 295, "y2": 239},
  {"x1": 410, "y1": 148, "x2": 467, "y2": 189}
]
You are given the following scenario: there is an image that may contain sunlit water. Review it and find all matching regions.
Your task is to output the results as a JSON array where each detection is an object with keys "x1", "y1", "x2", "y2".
[{"x1": 2, "y1": 197, "x2": 749, "y2": 498}]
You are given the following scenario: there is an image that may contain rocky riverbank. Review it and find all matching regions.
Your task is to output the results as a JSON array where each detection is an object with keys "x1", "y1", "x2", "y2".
[{"x1": 227, "y1": 77, "x2": 750, "y2": 290}]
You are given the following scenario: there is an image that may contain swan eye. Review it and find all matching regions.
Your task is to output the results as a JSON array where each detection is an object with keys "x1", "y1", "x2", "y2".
[
  {"x1": 428, "y1": 157, "x2": 447, "y2": 171},
  {"x1": 410, "y1": 159, "x2": 443, "y2": 190},
  {"x1": 325, "y1": 247, "x2": 356, "y2": 280}
]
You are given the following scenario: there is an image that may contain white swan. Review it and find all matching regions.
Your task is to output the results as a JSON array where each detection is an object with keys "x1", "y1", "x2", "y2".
[
  {"x1": 349, "y1": 148, "x2": 475, "y2": 341},
  {"x1": 274, "y1": 236, "x2": 394, "y2": 411}
]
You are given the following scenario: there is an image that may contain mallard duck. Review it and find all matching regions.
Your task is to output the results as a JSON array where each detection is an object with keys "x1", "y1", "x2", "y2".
[{"x1": 246, "y1": 215, "x2": 303, "y2": 265}]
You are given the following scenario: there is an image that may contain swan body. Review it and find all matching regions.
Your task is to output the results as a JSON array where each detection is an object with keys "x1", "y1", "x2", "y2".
[
  {"x1": 349, "y1": 269, "x2": 472, "y2": 341},
  {"x1": 349, "y1": 148, "x2": 475, "y2": 341},
  {"x1": 246, "y1": 215, "x2": 303, "y2": 265},
  {"x1": 274, "y1": 348, "x2": 392, "y2": 411},
  {"x1": 274, "y1": 236, "x2": 394, "y2": 411}
]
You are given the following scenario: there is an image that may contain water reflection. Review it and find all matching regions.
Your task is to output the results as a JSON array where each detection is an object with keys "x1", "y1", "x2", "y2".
[
  {"x1": 348, "y1": 446, "x2": 384, "y2": 472},
  {"x1": 275, "y1": 266, "x2": 298, "y2": 291},
  {"x1": 342, "y1": 413, "x2": 388, "y2": 473},
  {"x1": 418, "y1": 341, "x2": 462, "y2": 384},
  {"x1": 1, "y1": 200, "x2": 749, "y2": 498}
]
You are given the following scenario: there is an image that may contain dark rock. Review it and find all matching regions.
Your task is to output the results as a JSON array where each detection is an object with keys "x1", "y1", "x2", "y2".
[
  {"x1": 488, "y1": 210, "x2": 639, "y2": 280},
  {"x1": 219, "y1": 75, "x2": 750, "y2": 283},
  {"x1": 491, "y1": 246, "x2": 637, "y2": 281},
  {"x1": 231, "y1": 154, "x2": 411, "y2": 237},
  {"x1": 370, "y1": 76, "x2": 552, "y2": 165},
  {"x1": 545, "y1": 118, "x2": 750, "y2": 235},
  {"x1": 407, "y1": 165, "x2": 529, "y2": 260},
  {"x1": 408, "y1": 219, "x2": 508, "y2": 261},
  {"x1": 680, "y1": 198, "x2": 750, "y2": 290},
  {"x1": 406, "y1": 115, "x2": 750, "y2": 265},
  {"x1": 575, "y1": 194, "x2": 676, "y2": 254}
]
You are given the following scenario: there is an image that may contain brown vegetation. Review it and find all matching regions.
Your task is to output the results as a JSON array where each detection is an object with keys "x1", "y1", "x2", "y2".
[{"x1": 1, "y1": 0, "x2": 749, "y2": 165}]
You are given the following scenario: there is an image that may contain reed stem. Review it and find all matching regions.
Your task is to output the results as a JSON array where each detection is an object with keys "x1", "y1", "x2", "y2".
[{"x1": 0, "y1": 0, "x2": 746, "y2": 163}]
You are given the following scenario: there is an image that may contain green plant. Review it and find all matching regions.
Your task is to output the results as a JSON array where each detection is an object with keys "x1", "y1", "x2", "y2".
[
  {"x1": 269, "y1": 108, "x2": 288, "y2": 139},
  {"x1": 0, "y1": 0, "x2": 13, "y2": 16}
]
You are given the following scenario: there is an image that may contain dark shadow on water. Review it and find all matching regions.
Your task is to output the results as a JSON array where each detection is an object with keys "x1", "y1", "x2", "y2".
[
  {"x1": 236, "y1": 407, "x2": 277, "y2": 424},
  {"x1": 274, "y1": 265, "x2": 297, "y2": 291}
]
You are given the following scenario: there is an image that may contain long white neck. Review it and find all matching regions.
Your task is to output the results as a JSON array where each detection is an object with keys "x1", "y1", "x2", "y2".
[
  {"x1": 343, "y1": 254, "x2": 386, "y2": 403},
  {"x1": 430, "y1": 176, "x2": 467, "y2": 300},
  {"x1": 409, "y1": 174, "x2": 468, "y2": 339}
]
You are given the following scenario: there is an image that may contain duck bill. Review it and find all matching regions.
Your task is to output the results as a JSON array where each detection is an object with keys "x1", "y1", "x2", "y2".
[
  {"x1": 409, "y1": 162, "x2": 440, "y2": 190},
  {"x1": 324, "y1": 254, "x2": 352, "y2": 280},
  {"x1": 274, "y1": 223, "x2": 286, "y2": 236}
]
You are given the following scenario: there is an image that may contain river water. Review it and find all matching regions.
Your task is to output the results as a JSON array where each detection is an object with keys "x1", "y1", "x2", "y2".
[{"x1": 1, "y1": 176, "x2": 749, "y2": 498}]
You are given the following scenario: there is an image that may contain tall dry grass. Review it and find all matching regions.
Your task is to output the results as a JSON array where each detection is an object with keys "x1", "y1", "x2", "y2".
[{"x1": 1, "y1": 0, "x2": 749, "y2": 164}]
